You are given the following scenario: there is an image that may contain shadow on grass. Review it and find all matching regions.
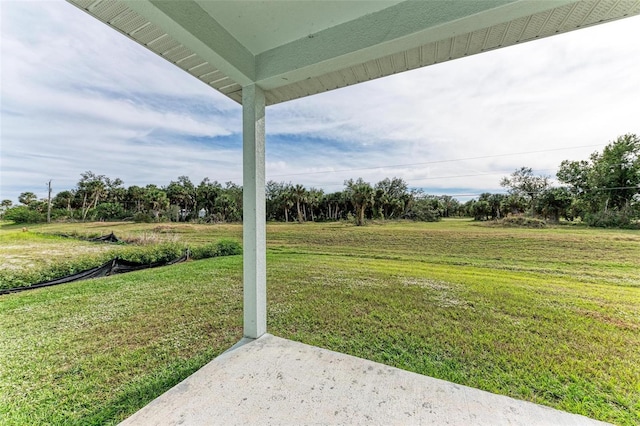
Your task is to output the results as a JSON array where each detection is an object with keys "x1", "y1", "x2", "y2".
[{"x1": 80, "y1": 349, "x2": 218, "y2": 426}]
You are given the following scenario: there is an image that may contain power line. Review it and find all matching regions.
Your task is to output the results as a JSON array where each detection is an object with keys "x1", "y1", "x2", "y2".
[
  {"x1": 207, "y1": 142, "x2": 636, "y2": 193},
  {"x1": 262, "y1": 160, "x2": 639, "y2": 192},
  {"x1": 409, "y1": 170, "x2": 555, "y2": 182},
  {"x1": 430, "y1": 185, "x2": 640, "y2": 200},
  {"x1": 281, "y1": 168, "x2": 558, "y2": 190},
  {"x1": 262, "y1": 143, "x2": 605, "y2": 179}
]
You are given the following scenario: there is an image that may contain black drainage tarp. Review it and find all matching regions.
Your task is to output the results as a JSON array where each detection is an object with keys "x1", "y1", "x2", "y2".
[
  {"x1": 0, "y1": 254, "x2": 187, "y2": 295},
  {"x1": 90, "y1": 232, "x2": 120, "y2": 243},
  {"x1": 56, "y1": 231, "x2": 121, "y2": 243}
]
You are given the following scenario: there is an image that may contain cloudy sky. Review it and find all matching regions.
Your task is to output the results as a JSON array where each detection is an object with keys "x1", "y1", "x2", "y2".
[{"x1": 1, "y1": 1, "x2": 640, "y2": 203}]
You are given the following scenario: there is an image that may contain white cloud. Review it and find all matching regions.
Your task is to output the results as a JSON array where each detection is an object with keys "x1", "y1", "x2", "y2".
[
  {"x1": 263, "y1": 15, "x2": 640, "y2": 197},
  {"x1": 1, "y1": 0, "x2": 242, "y2": 200},
  {"x1": 1, "y1": 1, "x2": 640, "y2": 202}
]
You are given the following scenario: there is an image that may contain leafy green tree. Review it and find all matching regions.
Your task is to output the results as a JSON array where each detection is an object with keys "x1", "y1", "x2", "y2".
[
  {"x1": 126, "y1": 185, "x2": 146, "y2": 213},
  {"x1": 94, "y1": 202, "x2": 126, "y2": 220},
  {"x1": 197, "y1": 178, "x2": 222, "y2": 219},
  {"x1": 266, "y1": 181, "x2": 289, "y2": 221},
  {"x1": 558, "y1": 134, "x2": 640, "y2": 225},
  {"x1": 266, "y1": 181, "x2": 296, "y2": 222},
  {"x1": 4, "y1": 206, "x2": 44, "y2": 223},
  {"x1": 211, "y1": 182, "x2": 242, "y2": 222},
  {"x1": 462, "y1": 199, "x2": 475, "y2": 218},
  {"x1": 143, "y1": 184, "x2": 169, "y2": 221},
  {"x1": 500, "y1": 167, "x2": 550, "y2": 213},
  {"x1": 375, "y1": 177, "x2": 408, "y2": 219},
  {"x1": 104, "y1": 177, "x2": 125, "y2": 209},
  {"x1": 214, "y1": 193, "x2": 234, "y2": 222},
  {"x1": 472, "y1": 199, "x2": 492, "y2": 221},
  {"x1": 344, "y1": 178, "x2": 375, "y2": 226},
  {"x1": 438, "y1": 195, "x2": 460, "y2": 218},
  {"x1": 556, "y1": 160, "x2": 590, "y2": 197},
  {"x1": 535, "y1": 187, "x2": 573, "y2": 222},
  {"x1": 421, "y1": 195, "x2": 445, "y2": 218},
  {"x1": 501, "y1": 194, "x2": 527, "y2": 216},
  {"x1": 52, "y1": 190, "x2": 74, "y2": 213},
  {"x1": 76, "y1": 171, "x2": 107, "y2": 221},
  {"x1": 462, "y1": 197, "x2": 494, "y2": 221},
  {"x1": 18, "y1": 192, "x2": 37, "y2": 206},
  {"x1": 0, "y1": 199, "x2": 13, "y2": 219},
  {"x1": 477, "y1": 193, "x2": 506, "y2": 220},
  {"x1": 166, "y1": 176, "x2": 196, "y2": 221},
  {"x1": 28, "y1": 200, "x2": 48, "y2": 214},
  {"x1": 406, "y1": 195, "x2": 441, "y2": 222}
]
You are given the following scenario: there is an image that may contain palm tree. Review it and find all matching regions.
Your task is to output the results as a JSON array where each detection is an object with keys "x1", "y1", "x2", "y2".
[
  {"x1": 306, "y1": 188, "x2": 324, "y2": 222},
  {"x1": 53, "y1": 190, "x2": 74, "y2": 213},
  {"x1": 324, "y1": 191, "x2": 346, "y2": 221},
  {"x1": 0, "y1": 199, "x2": 13, "y2": 219},
  {"x1": 292, "y1": 184, "x2": 307, "y2": 223},
  {"x1": 281, "y1": 186, "x2": 294, "y2": 222},
  {"x1": 197, "y1": 178, "x2": 222, "y2": 218},
  {"x1": 18, "y1": 192, "x2": 37, "y2": 206},
  {"x1": 143, "y1": 185, "x2": 169, "y2": 221},
  {"x1": 76, "y1": 171, "x2": 106, "y2": 220},
  {"x1": 166, "y1": 176, "x2": 196, "y2": 221},
  {"x1": 344, "y1": 178, "x2": 375, "y2": 226},
  {"x1": 127, "y1": 185, "x2": 145, "y2": 213},
  {"x1": 375, "y1": 177, "x2": 408, "y2": 219}
]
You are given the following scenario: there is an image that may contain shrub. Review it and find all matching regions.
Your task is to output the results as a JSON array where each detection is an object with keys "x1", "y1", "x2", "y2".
[
  {"x1": 4, "y1": 206, "x2": 45, "y2": 224},
  {"x1": 495, "y1": 216, "x2": 547, "y2": 228},
  {"x1": 118, "y1": 242, "x2": 185, "y2": 264},
  {"x1": 584, "y1": 208, "x2": 639, "y2": 229},
  {"x1": 0, "y1": 238, "x2": 242, "y2": 291},
  {"x1": 190, "y1": 243, "x2": 218, "y2": 260},
  {"x1": 214, "y1": 239, "x2": 242, "y2": 256},
  {"x1": 133, "y1": 212, "x2": 155, "y2": 223},
  {"x1": 404, "y1": 200, "x2": 441, "y2": 222},
  {"x1": 190, "y1": 239, "x2": 242, "y2": 260},
  {"x1": 0, "y1": 251, "x2": 114, "y2": 290},
  {"x1": 94, "y1": 203, "x2": 127, "y2": 221}
]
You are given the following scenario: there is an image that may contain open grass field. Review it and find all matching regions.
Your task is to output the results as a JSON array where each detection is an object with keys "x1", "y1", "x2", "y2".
[{"x1": 1, "y1": 219, "x2": 639, "y2": 424}]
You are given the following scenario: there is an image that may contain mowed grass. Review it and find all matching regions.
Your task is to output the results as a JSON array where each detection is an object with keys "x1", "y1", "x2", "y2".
[
  {"x1": 0, "y1": 257, "x2": 244, "y2": 425},
  {"x1": 1, "y1": 220, "x2": 639, "y2": 424}
]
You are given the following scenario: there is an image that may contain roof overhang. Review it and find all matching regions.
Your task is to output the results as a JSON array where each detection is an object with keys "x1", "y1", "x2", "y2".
[{"x1": 68, "y1": 0, "x2": 640, "y2": 106}]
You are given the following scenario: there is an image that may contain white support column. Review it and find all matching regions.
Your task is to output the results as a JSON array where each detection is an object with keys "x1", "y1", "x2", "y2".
[{"x1": 242, "y1": 84, "x2": 266, "y2": 339}]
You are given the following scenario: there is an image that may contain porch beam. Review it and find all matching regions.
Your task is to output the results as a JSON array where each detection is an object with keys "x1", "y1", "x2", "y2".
[{"x1": 242, "y1": 84, "x2": 267, "y2": 339}]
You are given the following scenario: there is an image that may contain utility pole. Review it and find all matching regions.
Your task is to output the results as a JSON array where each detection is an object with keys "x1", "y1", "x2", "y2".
[{"x1": 47, "y1": 180, "x2": 52, "y2": 224}]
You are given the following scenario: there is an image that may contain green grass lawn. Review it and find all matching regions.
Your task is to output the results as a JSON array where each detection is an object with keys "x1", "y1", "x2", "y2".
[{"x1": 1, "y1": 219, "x2": 639, "y2": 424}]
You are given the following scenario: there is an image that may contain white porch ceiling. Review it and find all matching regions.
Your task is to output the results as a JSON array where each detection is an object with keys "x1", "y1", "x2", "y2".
[
  {"x1": 68, "y1": 0, "x2": 640, "y2": 106},
  {"x1": 198, "y1": 1, "x2": 406, "y2": 55}
]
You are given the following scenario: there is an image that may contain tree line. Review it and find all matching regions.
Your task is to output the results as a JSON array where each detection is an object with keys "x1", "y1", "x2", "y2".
[
  {"x1": 464, "y1": 134, "x2": 640, "y2": 228},
  {"x1": 0, "y1": 173, "x2": 459, "y2": 225},
  {"x1": 2, "y1": 134, "x2": 638, "y2": 227}
]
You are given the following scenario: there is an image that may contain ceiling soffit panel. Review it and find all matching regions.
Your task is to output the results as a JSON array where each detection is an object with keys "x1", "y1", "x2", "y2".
[
  {"x1": 264, "y1": 0, "x2": 640, "y2": 104},
  {"x1": 194, "y1": 0, "x2": 406, "y2": 55},
  {"x1": 134, "y1": 0, "x2": 255, "y2": 82},
  {"x1": 255, "y1": 0, "x2": 520, "y2": 85},
  {"x1": 68, "y1": 0, "x2": 640, "y2": 106},
  {"x1": 67, "y1": 0, "x2": 247, "y2": 103}
]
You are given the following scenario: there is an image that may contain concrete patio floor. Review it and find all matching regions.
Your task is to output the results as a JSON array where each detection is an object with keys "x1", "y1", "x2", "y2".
[{"x1": 120, "y1": 334, "x2": 607, "y2": 425}]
